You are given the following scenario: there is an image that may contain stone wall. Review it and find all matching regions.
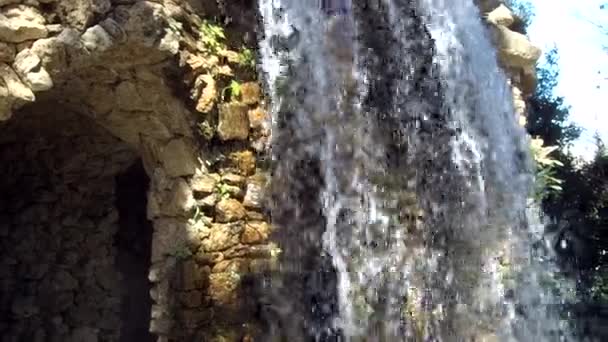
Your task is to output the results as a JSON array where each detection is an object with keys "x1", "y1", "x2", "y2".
[
  {"x1": 0, "y1": 109, "x2": 138, "y2": 342},
  {"x1": 0, "y1": 1, "x2": 275, "y2": 341}
]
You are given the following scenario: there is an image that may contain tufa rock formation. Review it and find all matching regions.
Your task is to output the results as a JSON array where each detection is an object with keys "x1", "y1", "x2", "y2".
[{"x1": 479, "y1": 0, "x2": 543, "y2": 126}]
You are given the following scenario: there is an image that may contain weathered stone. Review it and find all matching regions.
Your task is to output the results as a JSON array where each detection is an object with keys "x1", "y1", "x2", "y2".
[
  {"x1": 178, "y1": 309, "x2": 214, "y2": 329},
  {"x1": 240, "y1": 82, "x2": 261, "y2": 105},
  {"x1": 246, "y1": 210, "x2": 266, "y2": 221},
  {"x1": 151, "y1": 219, "x2": 191, "y2": 262},
  {"x1": 159, "y1": 139, "x2": 199, "y2": 177},
  {"x1": 150, "y1": 306, "x2": 173, "y2": 334},
  {"x1": 178, "y1": 290, "x2": 204, "y2": 308},
  {"x1": 486, "y1": 4, "x2": 515, "y2": 27},
  {"x1": 212, "y1": 258, "x2": 248, "y2": 273},
  {"x1": 178, "y1": 259, "x2": 209, "y2": 290},
  {"x1": 218, "y1": 102, "x2": 249, "y2": 140},
  {"x1": 161, "y1": 178, "x2": 195, "y2": 217},
  {"x1": 30, "y1": 37, "x2": 67, "y2": 74},
  {"x1": 81, "y1": 25, "x2": 114, "y2": 53},
  {"x1": 228, "y1": 150, "x2": 256, "y2": 176},
  {"x1": 191, "y1": 173, "x2": 219, "y2": 195},
  {"x1": 115, "y1": 80, "x2": 153, "y2": 111},
  {"x1": 201, "y1": 223, "x2": 243, "y2": 252},
  {"x1": 248, "y1": 106, "x2": 267, "y2": 129},
  {"x1": 13, "y1": 49, "x2": 53, "y2": 91},
  {"x1": 0, "y1": 42, "x2": 16, "y2": 62},
  {"x1": 0, "y1": 12, "x2": 48, "y2": 43},
  {"x1": 495, "y1": 26, "x2": 542, "y2": 70},
  {"x1": 70, "y1": 327, "x2": 98, "y2": 342},
  {"x1": 221, "y1": 173, "x2": 245, "y2": 186},
  {"x1": 3, "y1": 5, "x2": 47, "y2": 25},
  {"x1": 197, "y1": 193, "x2": 218, "y2": 208},
  {"x1": 241, "y1": 221, "x2": 271, "y2": 244},
  {"x1": 215, "y1": 198, "x2": 246, "y2": 223},
  {"x1": 243, "y1": 182, "x2": 264, "y2": 209},
  {"x1": 0, "y1": 79, "x2": 12, "y2": 120},
  {"x1": 0, "y1": 63, "x2": 35, "y2": 104},
  {"x1": 195, "y1": 251, "x2": 224, "y2": 265},
  {"x1": 209, "y1": 272, "x2": 240, "y2": 306},
  {"x1": 195, "y1": 73, "x2": 217, "y2": 113}
]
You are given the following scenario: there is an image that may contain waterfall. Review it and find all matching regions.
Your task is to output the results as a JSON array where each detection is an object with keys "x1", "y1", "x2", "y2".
[{"x1": 257, "y1": 0, "x2": 573, "y2": 340}]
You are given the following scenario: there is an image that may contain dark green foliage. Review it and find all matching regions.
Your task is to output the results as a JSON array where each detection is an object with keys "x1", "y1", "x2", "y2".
[
  {"x1": 524, "y1": 45, "x2": 608, "y2": 303},
  {"x1": 526, "y1": 48, "x2": 582, "y2": 147},
  {"x1": 504, "y1": 0, "x2": 535, "y2": 30}
]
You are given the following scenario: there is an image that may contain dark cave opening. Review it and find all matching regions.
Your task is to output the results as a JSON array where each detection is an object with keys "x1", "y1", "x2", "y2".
[{"x1": 114, "y1": 160, "x2": 155, "y2": 342}]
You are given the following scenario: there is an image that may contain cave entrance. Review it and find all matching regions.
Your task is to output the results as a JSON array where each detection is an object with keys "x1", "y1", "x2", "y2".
[
  {"x1": 0, "y1": 103, "x2": 155, "y2": 342},
  {"x1": 114, "y1": 160, "x2": 155, "y2": 342}
]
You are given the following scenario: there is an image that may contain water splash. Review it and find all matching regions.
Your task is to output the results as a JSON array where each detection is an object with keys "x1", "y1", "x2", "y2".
[{"x1": 257, "y1": 0, "x2": 574, "y2": 340}]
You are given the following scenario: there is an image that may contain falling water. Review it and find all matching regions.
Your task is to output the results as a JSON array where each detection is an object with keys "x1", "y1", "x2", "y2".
[{"x1": 257, "y1": 0, "x2": 573, "y2": 340}]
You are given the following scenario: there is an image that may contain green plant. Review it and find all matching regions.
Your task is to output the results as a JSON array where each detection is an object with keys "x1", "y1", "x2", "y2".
[
  {"x1": 199, "y1": 20, "x2": 226, "y2": 53},
  {"x1": 215, "y1": 182, "x2": 231, "y2": 199},
  {"x1": 221, "y1": 80, "x2": 242, "y2": 101},
  {"x1": 237, "y1": 46, "x2": 256, "y2": 69},
  {"x1": 168, "y1": 244, "x2": 192, "y2": 260},
  {"x1": 189, "y1": 206, "x2": 204, "y2": 225},
  {"x1": 530, "y1": 137, "x2": 564, "y2": 201}
]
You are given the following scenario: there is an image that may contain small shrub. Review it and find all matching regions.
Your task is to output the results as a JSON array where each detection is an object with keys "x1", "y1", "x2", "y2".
[
  {"x1": 530, "y1": 137, "x2": 564, "y2": 201},
  {"x1": 199, "y1": 20, "x2": 226, "y2": 53}
]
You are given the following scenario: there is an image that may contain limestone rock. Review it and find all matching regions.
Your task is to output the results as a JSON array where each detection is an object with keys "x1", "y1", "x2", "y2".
[
  {"x1": 218, "y1": 102, "x2": 249, "y2": 141},
  {"x1": 212, "y1": 259, "x2": 248, "y2": 273},
  {"x1": 0, "y1": 79, "x2": 11, "y2": 120},
  {"x1": 215, "y1": 198, "x2": 246, "y2": 223},
  {"x1": 0, "y1": 42, "x2": 16, "y2": 62},
  {"x1": 0, "y1": 11, "x2": 48, "y2": 43},
  {"x1": 243, "y1": 181, "x2": 264, "y2": 209},
  {"x1": 159, "y1": 139, "x2": 199, "y2": 177},
  {"x1": 151, "y1": 219, "x2": 191, "y2": 262},
  {"x1": 81, "y1": 25, "x2": 114, "y2": 53},
  {"x1": 161, "y1": 178, "x2": 195, "y2": 217},
  {"x1": 0, "y1": 63, "x2": 35, "y2": 105},
  {"x1": 201, "y1": 222, "x2": 243, "y2": 252},
  {"x1": 3, "y1": 5, "x2": 47, "y2": 25},
  {"x1": 240, "y1": 82, "x2": 261, "y2": 105},
  {"x1": 495, "y1": 26, "x2": 542, "y2": 70},
  {"x1": 178, "y1": 259, "x2": 209, "y2": 290},
  {"x1": 241, "y1": 221, "x2": 270, "y2": 244},
  {"x1": 228, "y1": 150, "x2": 256, "y2": 176},
  {"x1": 209, "y1": 272, "x2": 240, "y2": 306},
  {"x1": 191, "y1": 173, "x2": 219, "y2": 195},
  {"x1": 13, "y1": 49, "x2": 53, "y2": 91},
  {"x1": 486, "y1": 4, "x2": 515, "y2": 27},
  {"x1": 178, "y1": 291, "x2": 204, "y2": 308},
  {"x1": 30, "y1": 37, "x2": 68, "y2": 74},
  {"x1": 195, "y1": 74, "x2": 217, "y2": 113},
  {"x1": 221, "y1": 173, "x2": 245, "y2": 186},
  {"x1": 248, "y1": 106, "x2": 267, "y2": 129}
]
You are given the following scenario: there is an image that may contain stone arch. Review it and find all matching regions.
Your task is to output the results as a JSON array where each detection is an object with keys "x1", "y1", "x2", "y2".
[
  {"x1": 1, "y1": 1, "x2": 275, "y2": 341},
  {"x1": 0, "y1": 103, "x2": 155, "y2": 342}
]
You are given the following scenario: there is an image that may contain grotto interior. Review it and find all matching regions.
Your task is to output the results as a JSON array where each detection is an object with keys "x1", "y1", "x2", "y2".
[{"x1": 0, "y1": 102, "x2": 155, "y2": 342}]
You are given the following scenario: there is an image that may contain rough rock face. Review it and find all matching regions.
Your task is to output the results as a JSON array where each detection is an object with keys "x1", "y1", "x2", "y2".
[
  {"x1": 478, "y1": 0, "x2": 542, "y2": 125},
  {"x1": 0, "y1": 109, "x2": 136, "y2": 342},
  {"x1": 0, "y1": 0, "x2": 273, "y2": 341}
]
